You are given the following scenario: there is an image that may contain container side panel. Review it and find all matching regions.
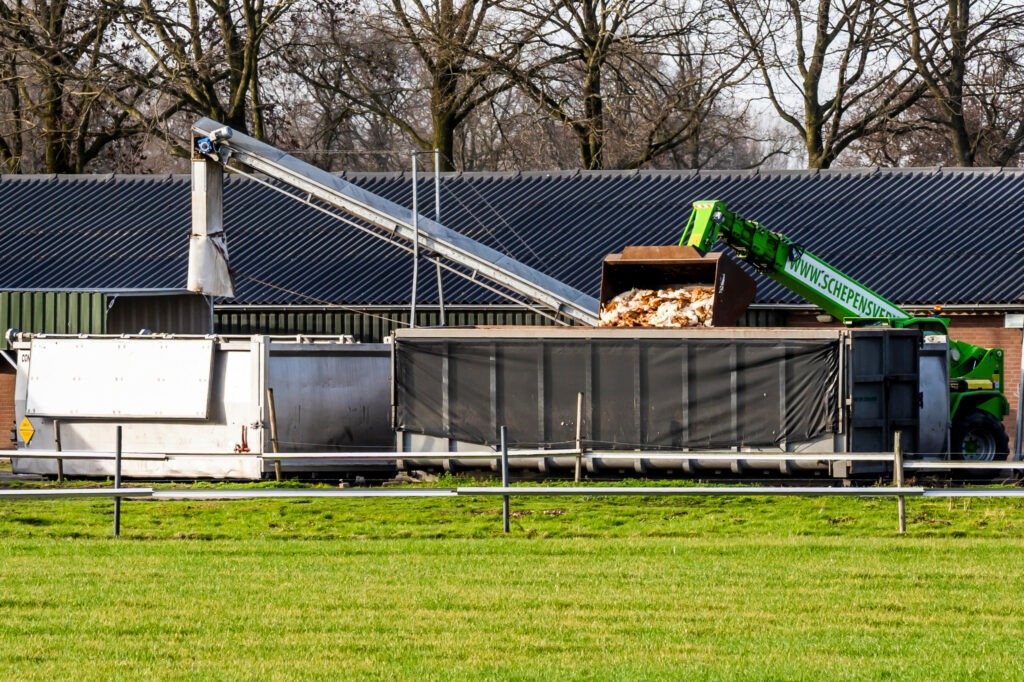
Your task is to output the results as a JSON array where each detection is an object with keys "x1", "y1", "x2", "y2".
[
  {"x1": 642, "y1": 343, "x2": 685, "y2": 448},
  {"x1": 496, "y1": 342, "x2": 541, "y2": 444},
  {"x1": 543, "y1": 341, "x2": 588, "y2": 446},
  {"x1": 687, "y1": 342, "x2": 736, "y2": 446},
  {"x1": 25, "y1": 338, "x2": 214, "y2": 418},
  {"x1": 849, "y1": 329, "x2": 921, "y2": 453},
  {"x1": 737, "y1": 343, "x2": 784, "y2": 445},
  {"x1": 267, "y1": 346, "x2": 392, "y2": 451},
  {"x1": 395, "y1": 331, "x2": 841, "y2": 451},
  {"x1": 449, "y1": 341, "x2": 495, "y2": 444},
  {"x1": 783, "y1": 341, "x2": 840, "y2": 443},
  {"x1": 394, "y1": 341, "x2": 445, "y2": 438},
  {"x1": 591, "y1": 341, "x2": 640, "y2": 448}
]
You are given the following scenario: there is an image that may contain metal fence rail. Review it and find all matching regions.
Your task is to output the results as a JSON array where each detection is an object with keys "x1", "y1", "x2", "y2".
[
  {"x1": 258, "y1": 450, "x2": 1019, "y2": 468},
  {"x1": 152, "y1": 488, "x2": 455, "y2": 500},
  {"x1": 456, "y1": 486, "x2": 926, "y2": 497},
  {"x1": 6, "y1": 451, "x2": 167, "y2": 461},
  {"x1": 904, "y1": 461, "x2": 1024, "y2": 470},
  {"x1": 258, "y1": 450, "x2": 898, "y2": 461},
  {"x1": 922, "y1": 488, "x2": 1024, "y2": 497},
  {"x1": 0, "y1": 488, "x2": 152, "y2": 499}
]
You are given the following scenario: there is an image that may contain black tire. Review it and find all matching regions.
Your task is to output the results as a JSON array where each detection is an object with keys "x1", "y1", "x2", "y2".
[{"x1": 950, "y1": 410, "x2": 1010, "y2": 462}]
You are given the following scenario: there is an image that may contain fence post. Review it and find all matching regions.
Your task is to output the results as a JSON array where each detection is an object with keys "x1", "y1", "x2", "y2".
[
  {"x1": 894, "y1": 431, "x2": 906, "y2": 534},
  {"x1": 114, "y1": 425, "x2": 123, "y2": 537},
  {"x1": 54, "y1": 418, "x2": 63, "y2": 484},
  {"x1": 267, "y1": 387, "x2": 281, "y2": 482},
  {"x1": 501, "y1": 426, "x2": 510, "y2": 534},
  {"x1": 574, "y1": 392, "x2": 583, "y2": 483}
]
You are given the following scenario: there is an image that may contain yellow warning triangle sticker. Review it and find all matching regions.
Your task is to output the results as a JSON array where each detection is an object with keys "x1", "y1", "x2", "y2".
[{"x1": 18, "y1": 417, "x2": 34, "y2": 445}]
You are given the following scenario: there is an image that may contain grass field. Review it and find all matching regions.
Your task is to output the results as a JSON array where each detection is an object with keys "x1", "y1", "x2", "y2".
[{"x1": 2, "y1": 484, "x2": 1024, "y2": 680}]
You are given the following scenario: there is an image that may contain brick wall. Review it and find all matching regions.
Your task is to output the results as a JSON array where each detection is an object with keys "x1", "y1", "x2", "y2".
[
  {"x1": 0, "y1": 365, "x2": 14, "y2": 451},
  {"x1": 946, "y1": 316, "x2": 1021, "y2": 449}
]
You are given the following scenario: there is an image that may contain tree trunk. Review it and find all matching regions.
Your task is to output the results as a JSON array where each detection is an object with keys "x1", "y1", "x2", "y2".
[
  {"x1": 43, "y1": 4, "x2": 70, "y2": 173},
  {"x1": 581, "y1": 56, "x2": 604, "y2": 169},
  {"x1": 947, "y1": 0, "x2": 973, "y2": 166},
  {"x1": 432, "y1": 68, "x2": 459, "y2": 171}
]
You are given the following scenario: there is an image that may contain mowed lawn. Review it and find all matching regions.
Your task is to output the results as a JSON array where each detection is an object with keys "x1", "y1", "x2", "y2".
[{"x1": 2, "y1": 488, "x2": 1024, "y2": 680}]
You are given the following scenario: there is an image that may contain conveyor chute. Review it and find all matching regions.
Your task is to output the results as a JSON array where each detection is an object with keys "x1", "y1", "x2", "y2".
[{"x1": 190, "y1": 118, "x2": 599, "y2": 325}]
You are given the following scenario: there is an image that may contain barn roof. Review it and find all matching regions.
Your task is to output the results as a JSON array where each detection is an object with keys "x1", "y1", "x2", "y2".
[{"x1": 1, "y1": 167, "x2": 1022, "y2": 309}]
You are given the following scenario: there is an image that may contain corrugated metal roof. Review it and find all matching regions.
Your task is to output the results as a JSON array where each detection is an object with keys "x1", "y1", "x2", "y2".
[{"x1": 1, "y1": 167, "x2": 1023, "y2": 307}]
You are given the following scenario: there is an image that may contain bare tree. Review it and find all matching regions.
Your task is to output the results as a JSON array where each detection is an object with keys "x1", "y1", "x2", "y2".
[
  {"x1": 274, "y1": 4, "x2": 423, "y2": 171},
  {"x1": 725, "y1": 0, "x2": 926, "y2": 169},
  {"x1": 485, "y1": 0, "x2": 660, "y2": 169},
  {"x1": 453, "y1": 86, "x2": 580, "y2": 169},
  {"x1": 899, "y1": 0, "x2": 1024, "y2": 166},
  {"x1": 277, "y1": 0, "x2": 510, "y2": 172},
  {"x1": 271, "y1": 0, "x2": 785, "y2": 171},
  {"x1": 481, "y1": 0, "x2": 766, "y2": 170},
  {"x1": 612, "y1": 10, "x2": 789, "y2": 170},
  {"x1": 102, "y1": 0, "x2": 295, "y2": 156},
  {"x1": 0, "y1": 0, "x2": 141, "y2": 173}
]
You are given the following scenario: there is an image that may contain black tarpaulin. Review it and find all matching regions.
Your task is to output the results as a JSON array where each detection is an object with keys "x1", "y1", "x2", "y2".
[{"x1": 395, "y1": 334, "x2": 839, "y2": 450}]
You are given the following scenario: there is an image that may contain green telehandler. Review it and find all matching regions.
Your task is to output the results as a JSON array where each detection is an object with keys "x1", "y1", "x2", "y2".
[{"x1": 673, "y1": 200, "x2": 1009, "y2": 460}]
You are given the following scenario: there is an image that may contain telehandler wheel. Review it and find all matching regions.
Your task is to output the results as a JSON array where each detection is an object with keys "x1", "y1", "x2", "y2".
[{"x1": 951, "y1": 410, "x2": 1010, "y2": 462}]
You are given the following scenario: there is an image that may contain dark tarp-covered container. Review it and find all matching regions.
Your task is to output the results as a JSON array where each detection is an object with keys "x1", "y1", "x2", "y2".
[{"x1": 394, "y1": 327, "x2": 841, "y2": 451}]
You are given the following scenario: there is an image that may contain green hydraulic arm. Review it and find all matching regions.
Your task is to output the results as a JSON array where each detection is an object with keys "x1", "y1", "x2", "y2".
[
  {"x1": 680, "y1": 200, "x2": 1009, "y2": 457},
  {"x1": 682, "y1": 201, "x2": 909, "y2": 321}
]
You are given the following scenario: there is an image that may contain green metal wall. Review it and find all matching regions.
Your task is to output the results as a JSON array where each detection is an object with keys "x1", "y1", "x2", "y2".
[
  {"x1": 0, "y1": 292, "x2": 106, "y2": 349},
  {"x1": 214, "y1": 307, "x2": 564, "y2": 343},
  {"x1": 107, "y1": 294, "x2": 212, "y2": 335}
]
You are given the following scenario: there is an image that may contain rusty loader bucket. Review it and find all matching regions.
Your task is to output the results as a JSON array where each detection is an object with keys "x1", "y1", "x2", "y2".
[{"x1": 599, "y1": 246, "x2": 756, "y2": 327}]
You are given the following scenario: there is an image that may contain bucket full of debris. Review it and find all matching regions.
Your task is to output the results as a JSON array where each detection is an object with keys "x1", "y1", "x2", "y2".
[{"x1": 599, "y1": 245, "x2": 756, "y2": 327}]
